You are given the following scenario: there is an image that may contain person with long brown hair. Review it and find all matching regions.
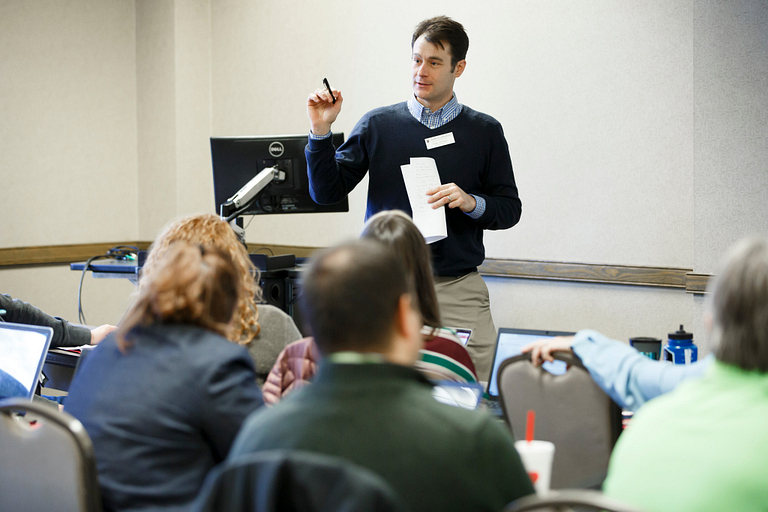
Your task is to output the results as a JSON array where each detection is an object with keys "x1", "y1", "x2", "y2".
[
  {"x1": 262, "y1": 210, "x2": 477, "y2": 404},
  {"x1": 361, "y1": 210, "x2": 477, "y2": 383},
  {"x1": 142, "y1": 213, "x2": 302, "y2": 383},
  {"x1": 65, "y1": 242, "x2": 263, "y2": 511}
]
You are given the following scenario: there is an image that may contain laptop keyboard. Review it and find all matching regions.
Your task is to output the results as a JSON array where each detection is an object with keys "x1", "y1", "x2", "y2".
[{"x1": 481, "y1": 398, "x2": 504, "y2": 417}]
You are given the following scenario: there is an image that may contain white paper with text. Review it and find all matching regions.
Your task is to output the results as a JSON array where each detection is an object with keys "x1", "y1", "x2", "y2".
[{"x1": 400, "y1": 157, "x2": 447, "y2": 244}]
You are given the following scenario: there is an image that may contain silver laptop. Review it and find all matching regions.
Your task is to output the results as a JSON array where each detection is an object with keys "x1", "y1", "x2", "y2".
[
  {"x1": 0, "y1": 322, "x2": 54, "y2": 400},
  {"x1": 486, "y1": 328, "x2": 575, "y2": 402}
]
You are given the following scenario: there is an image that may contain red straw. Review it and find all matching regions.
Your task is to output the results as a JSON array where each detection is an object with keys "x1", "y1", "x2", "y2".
[{"x1": 526, "y1": 410, "x2": 536, "y2": 443}]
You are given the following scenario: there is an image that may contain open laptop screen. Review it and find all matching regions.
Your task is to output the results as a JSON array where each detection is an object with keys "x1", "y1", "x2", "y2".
[
  {"x1": 486, "y1": 328, "x2": 575, "y2": 398},
  {"x1": 0, "y1": 322, "x2": 54, "y2": 400},
  {"x1": 452, "y1": 328, "x2": 472, "y2": 346}
]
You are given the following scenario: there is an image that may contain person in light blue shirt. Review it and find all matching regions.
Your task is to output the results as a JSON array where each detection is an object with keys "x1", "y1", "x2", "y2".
[{"x1": 523, "y1": 330, "x2": 712, "y2": 412}]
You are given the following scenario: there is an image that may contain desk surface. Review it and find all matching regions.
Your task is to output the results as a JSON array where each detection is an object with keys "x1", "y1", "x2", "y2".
[
  {"x1": 71, "y1": 255, "x2": 307, "y2": 275},
  {"x1": 45, "y1": 348, "x2": 81, "y2": 368},
  {"x1": 70, "y1": 259, "x2": 138, "y2": 274}
]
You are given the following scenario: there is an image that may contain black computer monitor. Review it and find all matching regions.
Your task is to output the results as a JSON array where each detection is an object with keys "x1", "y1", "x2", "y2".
[{"x1": 211, "y1": 134, "x2": 349, "y2": 215}]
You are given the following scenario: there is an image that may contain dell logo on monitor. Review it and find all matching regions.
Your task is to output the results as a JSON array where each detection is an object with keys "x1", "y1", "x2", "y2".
[{"x1": 268, "y1": 142, "x2": 284, "y2": 157}]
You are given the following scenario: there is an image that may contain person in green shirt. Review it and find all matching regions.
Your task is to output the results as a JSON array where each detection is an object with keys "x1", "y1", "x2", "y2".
[
  {"x1": 603, "y1": 237, "x2": 768, "y2": 512},
  {"x1": 229, "y1": 239, "x2": 534, "y2": 512}
]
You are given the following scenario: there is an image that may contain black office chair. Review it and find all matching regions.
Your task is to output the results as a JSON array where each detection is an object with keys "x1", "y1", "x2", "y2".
[
  {"x1": 191, "y1": 450, "x2": 406, "y2": 512},
  {"x1": 504, "y1": 489, "x2": 645, "y2": 512},
  {"x1": 0, "y1": 397, "x2": 102, "y2": 512},
  {"x1": 498, "y1": 352, "x2": 623, "y2": 489}
]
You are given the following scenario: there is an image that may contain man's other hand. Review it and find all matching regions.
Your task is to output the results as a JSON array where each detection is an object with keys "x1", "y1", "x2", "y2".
[{"x1": 426, "y1": 183, "x2": 477, "y2": 213}]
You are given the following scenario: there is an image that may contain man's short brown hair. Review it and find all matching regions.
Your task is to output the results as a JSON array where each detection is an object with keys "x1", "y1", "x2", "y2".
[{"x1": 412, "y1": 16, "x2": 469, "y2": 70}]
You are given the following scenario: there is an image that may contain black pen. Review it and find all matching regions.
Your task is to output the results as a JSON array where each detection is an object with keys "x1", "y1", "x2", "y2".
[{"x1": 323, "y1": 77, "x2": 337, "y2": 104}]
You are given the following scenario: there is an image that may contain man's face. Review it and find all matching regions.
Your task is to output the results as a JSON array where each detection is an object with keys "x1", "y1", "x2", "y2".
[{"x1": 411, "y1": 34, "x2": 466, "y2": 111}]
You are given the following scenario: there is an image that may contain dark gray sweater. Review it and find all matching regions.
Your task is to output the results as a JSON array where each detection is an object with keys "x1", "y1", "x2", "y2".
[{"x1": 0, "y1": 293, "x2": 90, "y2": 347}]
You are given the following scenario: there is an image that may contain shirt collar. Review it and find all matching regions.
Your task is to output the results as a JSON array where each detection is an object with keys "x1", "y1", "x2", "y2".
[
  {"x1": 407, "y1": 94, "x2": 462, "y2": 127},
  {"x1": 326, "y1": 351, "x2": 387, "y2": 364}
]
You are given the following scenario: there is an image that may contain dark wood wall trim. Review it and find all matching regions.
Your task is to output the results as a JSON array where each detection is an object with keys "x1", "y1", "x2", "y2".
[
  {"x1": 479, "y1": 259, "x2": 709, "y2": 294},
  {"x1": 245, "y1": 244, "x2": 318, "y2": 258},
  {"x1": 0, "y1": 243, "x2": 710, "y2": 293},
  {"x1": 684, "y1": 273, "x2": 711, "y2": 294},
  {"x1": 0, "y1": 242, "x2": 152, "y2": 267}
]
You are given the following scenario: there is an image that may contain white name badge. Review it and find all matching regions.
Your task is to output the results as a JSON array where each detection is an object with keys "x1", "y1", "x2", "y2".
[{"x1": 424, "y1": 132, "x2": 455, "y2": 150}]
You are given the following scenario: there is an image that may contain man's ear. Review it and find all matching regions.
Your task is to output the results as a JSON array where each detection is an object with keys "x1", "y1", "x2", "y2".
[
  {"x1": 389, "y1": 294, "x2": 423, "y2": 365},
  {"x1": 453, "y1": 59, "x2": 466, "y2": 78},
  {"x1": 395, "y1": 294, "x2": 422, "y2": 339},
  {"x1": 394, "y1": 294, "x2": 419, "y2": 339},
  {"x1": 704, "y1": 310, "x2": 713, "y2": 333}
]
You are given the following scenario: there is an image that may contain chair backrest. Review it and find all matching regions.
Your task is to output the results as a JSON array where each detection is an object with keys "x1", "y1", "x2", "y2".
[
  {"x1": 498, "y1": 352, "x2": 623, "y2": 489},
  {"x1": 0, "y1": 397, "x2": 102, "y2": 512},
  {"x1": 248, "y1": 304, "x2": 303, "y2": 385},
  {"x1": 191, "y1": 450, "x2": 406, "y2": 512},
  {"x1": 504, "y1": 489, "x2": 645, "y2": 512}
]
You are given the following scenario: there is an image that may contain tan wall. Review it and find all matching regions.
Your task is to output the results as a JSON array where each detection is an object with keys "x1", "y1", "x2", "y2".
[{"x1": 1, "y1": 1, "x2": 766, "y2": 353}]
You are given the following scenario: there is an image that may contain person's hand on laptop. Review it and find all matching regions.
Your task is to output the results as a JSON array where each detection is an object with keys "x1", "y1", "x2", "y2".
[
  {"x1": 521, "y1": 336, "x2": 575, "y2": 367},
  {"x1": 90, "y1": 324, "x2": 117, "y2": 345}
]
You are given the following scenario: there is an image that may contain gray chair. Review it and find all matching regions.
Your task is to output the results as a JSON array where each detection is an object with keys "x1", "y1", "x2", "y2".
[
  {"x1": 248, "y1": 304, "x2": 303, "y2": 386},
  {"x1": 191, "y1": 450, "x2": 406, "y2": 512},
  {"x1": 0, "y1": 397, "x2": 102, "y2": 512},
  {"x1": 505, "y1": 489, "x2": 644, "y2": 512},
  {"x1": 498, "y1": 352, "x2": 623, "y2": 489}
]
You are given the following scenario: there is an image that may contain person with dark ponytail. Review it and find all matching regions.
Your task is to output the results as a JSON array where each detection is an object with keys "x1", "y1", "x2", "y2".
[{"x1": 65, "y1": 242, "x2": 264, "y2": 512}]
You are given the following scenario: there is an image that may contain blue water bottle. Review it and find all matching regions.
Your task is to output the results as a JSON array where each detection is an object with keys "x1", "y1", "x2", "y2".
[{"x1": 663, "y1": 325, "x2": 697, "y2": 365}]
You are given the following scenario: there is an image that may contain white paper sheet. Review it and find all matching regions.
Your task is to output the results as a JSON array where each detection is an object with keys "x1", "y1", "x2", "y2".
[{"x1": 400, "y1": 157, "x2": 447, "y2": 244}]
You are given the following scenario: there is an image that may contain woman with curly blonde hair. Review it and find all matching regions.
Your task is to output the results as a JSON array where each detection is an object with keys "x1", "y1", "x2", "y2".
[
  {"x1": 141, "y1": 213, "x2": 261, "y2": 344},
  {"x1": 141, "y1": 214, "x2": 303, "y2": 383},
  {"x1": 65, "y1": 242, "x2": 264, "y2": 511}
]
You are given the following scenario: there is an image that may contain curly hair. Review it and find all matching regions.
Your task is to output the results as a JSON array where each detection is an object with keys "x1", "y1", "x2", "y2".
[
  {"x1": 117, "y1": 242, "x2": 241, "y2": 350},
  {"x1": 141, "y1": 214, "x2": 261, "y2": 344}
]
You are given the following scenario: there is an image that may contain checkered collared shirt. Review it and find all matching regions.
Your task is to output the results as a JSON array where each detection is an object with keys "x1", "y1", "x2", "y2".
[{"x1": 406, "y1": 94, "x2": 462, "y2": 129}]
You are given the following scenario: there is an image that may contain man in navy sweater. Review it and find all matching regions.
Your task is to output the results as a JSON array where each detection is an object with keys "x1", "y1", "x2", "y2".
[{"x1": 305, "y1": 16, "x2": 521, "y2": 379}]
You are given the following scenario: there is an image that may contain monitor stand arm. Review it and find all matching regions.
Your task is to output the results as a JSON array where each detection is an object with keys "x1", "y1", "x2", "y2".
[{"x1": 219, "y1": 166, "x2": 286, "y2": 245}]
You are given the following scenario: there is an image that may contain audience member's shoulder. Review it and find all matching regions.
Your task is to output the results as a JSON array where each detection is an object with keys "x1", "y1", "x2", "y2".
[
  {"x1": 164, "y1": 324, "x2": 253, "y2": 363},
  {"x1": 416, "y1": 388, "x2": 508, "y2": 436}
]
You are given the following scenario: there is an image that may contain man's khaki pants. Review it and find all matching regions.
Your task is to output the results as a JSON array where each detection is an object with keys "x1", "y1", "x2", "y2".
[{"x1": 434, "y1": 271, "x2": 497, "y2": 382}]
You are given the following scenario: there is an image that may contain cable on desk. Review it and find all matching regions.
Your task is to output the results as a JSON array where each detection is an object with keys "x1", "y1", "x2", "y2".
[{"x1": 77, "y1": 246, "x2": 138, "y2": 324}]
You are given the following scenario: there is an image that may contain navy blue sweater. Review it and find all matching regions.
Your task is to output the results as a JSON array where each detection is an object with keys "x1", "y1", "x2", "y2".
[{"x1": 306, "y1": 102, "x2": 521, "y2": 276}]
